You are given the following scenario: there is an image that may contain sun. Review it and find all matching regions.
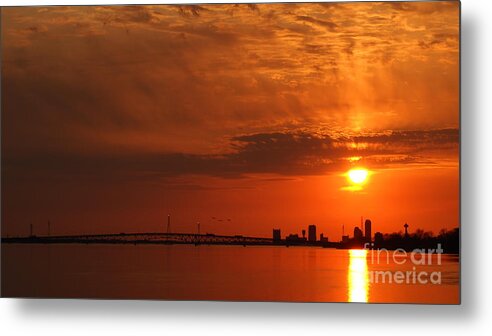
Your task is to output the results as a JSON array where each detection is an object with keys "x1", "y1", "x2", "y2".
[{"x1": 347, "y1": 168, "x2": 369, "y2": 184}]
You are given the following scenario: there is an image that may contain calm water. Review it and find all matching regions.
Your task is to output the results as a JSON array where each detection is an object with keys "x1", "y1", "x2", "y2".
[{"x1": 1, "y1": 244, "x2": 459, "y2": 303}]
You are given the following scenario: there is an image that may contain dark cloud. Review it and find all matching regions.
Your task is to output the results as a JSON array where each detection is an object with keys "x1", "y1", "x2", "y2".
[
  {"x1": 246, "y1": 4, "x2": 260, "y2": 12},
  {"x1": 96, "y1": 5, "x2": 158, "y2": 26},
  {"x1": 175, "y1": 5, "x2": 210, "y2": 18},
  {"x1": 350, "y1": 129, "x2": 459, "y2": 148},
  {"x1": 296, "y1": 15, "x2": 338, "y2": 31},
  {"x1": 3, "y1": 129, "x2": 459, "y2": 183}
]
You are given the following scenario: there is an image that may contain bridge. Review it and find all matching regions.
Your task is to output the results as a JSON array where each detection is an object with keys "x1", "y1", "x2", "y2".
[{"x1": 1, "y1": 232, "x2": 274, "y2": 246}]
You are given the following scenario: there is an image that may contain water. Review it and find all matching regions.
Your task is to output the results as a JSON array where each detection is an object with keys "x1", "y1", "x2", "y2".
[{"x1": 1, "y1": 244, "x2": 459, "y2": 303}]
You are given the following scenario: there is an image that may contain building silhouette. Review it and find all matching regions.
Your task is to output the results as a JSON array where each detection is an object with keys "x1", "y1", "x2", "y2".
[
  {"x1": 354, "y1": 226, "x2": 363, "y2": 241},
  {"x1": 364, "y1": 219, "x2": 372, "y2": 241},
  {"x1": 285, "y1": 234, "x2": 307, "y2": 244},
  {"x1": 308, "y1": 225, "x2": 317, "y2": 242},
  {"x1": 374, "y1": 232, "x2": 384, "y2": 245},
  {"x1": 273, "y1": 229, "x2": 281, "y2": 241}
]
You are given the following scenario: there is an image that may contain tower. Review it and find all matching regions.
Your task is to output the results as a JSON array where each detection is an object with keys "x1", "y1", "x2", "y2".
[
  {"x1": 167, "y1": 214, "x2": 171, "y2": 234},
  {"x1": 404, "y1": 223, "x2": 409, "y2": 238},
  {"x1": 308, "y1": 225, "x2": 317, "y2": 242},
  {"x1": 364, "y1": 219, "x2": 372, "y2": 241}
]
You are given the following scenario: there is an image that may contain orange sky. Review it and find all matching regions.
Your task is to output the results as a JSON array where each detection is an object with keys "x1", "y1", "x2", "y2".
[{"x1": 1, "y1": 2, "x2": 459, "y2": 239}]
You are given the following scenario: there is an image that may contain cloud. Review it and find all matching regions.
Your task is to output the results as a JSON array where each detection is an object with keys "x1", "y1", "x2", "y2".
[
  {"x1": 295, "y1": 15, "x2": 338, "y2": 31},
  {"x1": 175, "y1": 5, "x2": 210, "y2": 18},
  {"x1": 3, "y1": 129, "x2": 458, "y2": 183},
  {"x1": 1, "y1": 3, "x2": 460, "y2": 182}
]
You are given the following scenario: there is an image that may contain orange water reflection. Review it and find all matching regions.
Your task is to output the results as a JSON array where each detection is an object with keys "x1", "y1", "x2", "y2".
[{"x1": 348, "y1": 249, "x2": 369, "y2": 303}]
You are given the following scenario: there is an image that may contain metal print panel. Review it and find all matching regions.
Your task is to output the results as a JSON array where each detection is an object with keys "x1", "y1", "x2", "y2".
[{"x1": 1, "y1": 1, "x2": 460, "y2": 303}]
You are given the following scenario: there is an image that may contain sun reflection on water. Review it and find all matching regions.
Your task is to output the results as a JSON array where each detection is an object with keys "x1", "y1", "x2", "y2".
[{"x1": 348, "y1": 249, "x2": 369, "y2": 303}]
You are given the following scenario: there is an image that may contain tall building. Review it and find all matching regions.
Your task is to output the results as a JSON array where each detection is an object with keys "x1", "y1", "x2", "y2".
[
  {"x1": 354, "y1": 226, "x2": 363, "y2": 240},
  {"x1": 308, "y1": 225, "x2": 317, "y2": 242},
  {"x1": 273, "y1": 229, "x2": 281, "y2": 241},
  {"x1": 364, "y1": 219, "x2": 372, "y2": 241}
]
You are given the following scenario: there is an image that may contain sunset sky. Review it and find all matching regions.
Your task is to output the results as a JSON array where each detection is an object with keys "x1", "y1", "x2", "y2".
[{"x1": 1, "y1": 2, "x2": 459, "y2": 239}]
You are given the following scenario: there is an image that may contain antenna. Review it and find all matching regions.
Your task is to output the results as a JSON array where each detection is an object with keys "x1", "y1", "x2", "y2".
[
  {"x1": 342, "y1": 224, "x2": 345, "y2": 236},
  {"x1": 197, "y1": 222, "x2": 200, "y2": 235},
  {"x1": 167, "y1": 214, "x2": 171, "y2": 234}
]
